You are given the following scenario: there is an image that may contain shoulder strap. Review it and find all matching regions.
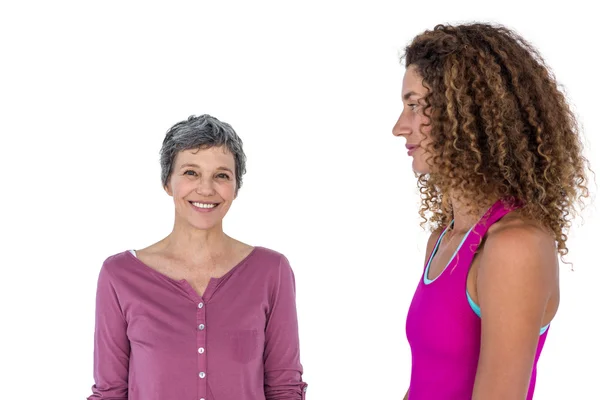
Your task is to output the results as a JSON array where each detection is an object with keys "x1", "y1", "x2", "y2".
[{"x1": 449, "y1": 198, "x2": 521, "y2": 278}]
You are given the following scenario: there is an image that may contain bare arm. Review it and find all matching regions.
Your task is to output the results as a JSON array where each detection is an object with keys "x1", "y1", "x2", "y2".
[{"x1": 472, "y1": 225, "x2": 556, "y2": 400}]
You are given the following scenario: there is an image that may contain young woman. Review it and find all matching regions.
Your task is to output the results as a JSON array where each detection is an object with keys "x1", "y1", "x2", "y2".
[
  {"x1": 393, "y1": 23, "x2": 589, "y2": 400},
  {"x1": 88, "y1": 115, "x2": 307, "y2": 400}
]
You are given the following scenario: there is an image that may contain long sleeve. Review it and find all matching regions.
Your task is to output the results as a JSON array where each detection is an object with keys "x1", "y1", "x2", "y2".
[
  {"x1": 88, "y1": 262, "x2": 130, "y2": 400},
  {"x1": 263, "y1": 256, "x2": 307, "y2": 400}
]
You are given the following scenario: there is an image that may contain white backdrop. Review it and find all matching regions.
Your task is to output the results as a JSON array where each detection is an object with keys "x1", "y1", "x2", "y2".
[{"x1": 1, "y1": 1, "x2": 598, "y2": 399}]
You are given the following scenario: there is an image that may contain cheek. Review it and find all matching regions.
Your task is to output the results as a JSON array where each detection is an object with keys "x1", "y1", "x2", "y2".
[
  {"x1": 417, "y1": 120, "x2": 433, "y2": 143},
  {"x1": 171, "y1": 178, "x2": 195, "y2": 198},
  {"x1": 416, "y1": 114, "x2": 430, "y2": 130},
  {"x1": 218, "y1": 182, "x2": 237, "y2": 200}
]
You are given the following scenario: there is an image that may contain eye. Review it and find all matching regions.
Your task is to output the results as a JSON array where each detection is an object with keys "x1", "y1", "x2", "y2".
[
  {"x1": 408, "y1": 103, "x2": 419, "y2": 111},
  {"x1": 216, "y1": 173, "x2": 231, "y2": 180},
  {"x1": 183, "y1": 170, "x2": 197, "y2": 176}
]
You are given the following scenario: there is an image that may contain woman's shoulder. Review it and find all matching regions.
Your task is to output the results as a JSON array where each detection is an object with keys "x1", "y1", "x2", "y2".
[
  {"x1": 98, "y1": 250, "x2": 139, "y2": 279},
  {"x1": 244, "y1": 246, "x2": 299, "y2": 282},
  {"x1": 249, "y1": 246, "x2": 292, "y2": 269},
  {"x1": 479, "y1": 214, "x2": 558, "y2": 271},
  {"x1": 485, "y1": 213, "x2": 555, "y2": 250}
]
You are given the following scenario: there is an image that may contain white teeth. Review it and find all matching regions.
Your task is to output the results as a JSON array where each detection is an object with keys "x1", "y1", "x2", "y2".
[{"x1": 192, "y1": 202, "x2": 216, "y2": 209}]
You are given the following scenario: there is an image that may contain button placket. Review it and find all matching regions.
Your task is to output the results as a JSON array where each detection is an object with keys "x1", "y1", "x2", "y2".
[{"x1": 197, "y1": 299, "x2": 208, "y2": 399}]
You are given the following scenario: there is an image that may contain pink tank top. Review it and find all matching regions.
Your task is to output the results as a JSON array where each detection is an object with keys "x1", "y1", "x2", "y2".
[{"x1": 405, "y1": 199, "x2": 549, "y2": 399}]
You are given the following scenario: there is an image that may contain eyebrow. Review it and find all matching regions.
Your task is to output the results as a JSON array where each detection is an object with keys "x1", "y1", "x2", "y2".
[
  {"x1": 216, "y1": 167, "x2": 234, "y2": 173},
  {"x1": 180, "y1": 163, "x2": 200, "y2": 169},
  {"x1": 180, "y1": 163, "x2": 233, "y2": 173},
  {"x1": 403, "y1": 91, "x2": 422, "y2": 100}
]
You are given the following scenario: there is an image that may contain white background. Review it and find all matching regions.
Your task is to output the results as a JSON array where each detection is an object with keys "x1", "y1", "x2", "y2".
[{"x1": 1, "y1": 1, "x2": 598, "y2": 399}]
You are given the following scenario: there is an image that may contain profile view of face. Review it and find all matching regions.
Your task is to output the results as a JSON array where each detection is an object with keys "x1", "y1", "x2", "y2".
[{"x1": 392, "y1": 64, "x2": 433, "y2": 174}]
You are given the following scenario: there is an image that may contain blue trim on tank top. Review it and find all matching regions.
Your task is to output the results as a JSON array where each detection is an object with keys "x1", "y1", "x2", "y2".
[
  {"x1": 466, "y1": 291, "x2": 550, "y2": 334},
  {"x1": 423, "y1": 221, "x2": 472, "y2": 284},
  {"x1": 424, "y1": 220, "x2": 549, "y2": 335}
]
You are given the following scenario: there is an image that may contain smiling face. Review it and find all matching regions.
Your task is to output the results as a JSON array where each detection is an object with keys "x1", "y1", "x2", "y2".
[
  {"x1": 392, "y1": 64, "x2": 433, "y2": 174},
  {"x1": 165, "y1": 145, "x2": 237, "y2": 232}
]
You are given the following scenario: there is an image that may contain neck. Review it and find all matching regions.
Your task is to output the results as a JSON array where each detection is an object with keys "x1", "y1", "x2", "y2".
[
  {"x1": 449, "y1": 195, "x2": 495, "y2": 233},
  {"x1": 163, "y1": 219, "x2": 232, "y2": 262}
]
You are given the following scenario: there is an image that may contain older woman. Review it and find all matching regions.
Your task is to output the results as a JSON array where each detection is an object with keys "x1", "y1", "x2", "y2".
[{"x1": 88, "y1": 114, "x2": 307, "y2": 400}]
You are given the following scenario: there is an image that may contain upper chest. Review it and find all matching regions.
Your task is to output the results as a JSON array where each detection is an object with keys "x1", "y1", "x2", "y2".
[
  {"x1": 136, "y1": 253, "x2": 236, "y2": 297},
  {"x1": 424, "y1": 232, "x2": 487, "y2": 310},
  {"x1": 427, "y1": 232, "x2": 484, "y2": 280},
  {"x1": 123, "y1": 254, "x2": 270, "y2": 328}
]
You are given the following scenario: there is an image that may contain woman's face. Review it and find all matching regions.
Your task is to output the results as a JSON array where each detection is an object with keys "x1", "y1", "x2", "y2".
[
  {"x1": 392, "y1": 64, "x2": 433, "y2": 174},
  {"x1": 165, "y1": 145, "x2": 237, "y2": 232}
]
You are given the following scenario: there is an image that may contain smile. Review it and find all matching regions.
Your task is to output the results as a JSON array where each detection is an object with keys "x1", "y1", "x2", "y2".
[{"x1": 189, "y1": 201, "x2": 219, "y2": 210}]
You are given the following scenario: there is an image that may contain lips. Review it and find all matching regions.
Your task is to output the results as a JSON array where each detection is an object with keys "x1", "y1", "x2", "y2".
[
  {"x1": 406, "y1": 144, "x2": 419, "y2": 155},
  {"x1": 189, "y1": 201, "x2": 220, "y2": 211}
]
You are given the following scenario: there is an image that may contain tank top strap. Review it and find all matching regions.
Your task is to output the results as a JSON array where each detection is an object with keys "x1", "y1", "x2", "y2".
[
  {"x1": 478, "y1": 197, "x2": 521, "y2": 232},
  {"x1": 449, "y1": 197, "x2": 522, "y2": 279}
]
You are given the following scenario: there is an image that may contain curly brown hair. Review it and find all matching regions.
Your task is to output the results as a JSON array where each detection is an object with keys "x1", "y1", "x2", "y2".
[{"x1": 402, "y1": 23, "x2": 590, "y2": 256}]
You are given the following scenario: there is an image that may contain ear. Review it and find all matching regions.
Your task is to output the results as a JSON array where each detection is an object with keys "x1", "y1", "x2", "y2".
[{"x1": 164, "y1": 181, "x2": 173, "y2": 197}]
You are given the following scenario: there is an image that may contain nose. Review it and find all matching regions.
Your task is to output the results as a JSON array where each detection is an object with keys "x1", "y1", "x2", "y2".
[
  {"x1": 392, "y1": 110, "x2": 411, "y2": 138},
  {"x1": 195, "y1": 176, "x2": 216, "y2": 196}
]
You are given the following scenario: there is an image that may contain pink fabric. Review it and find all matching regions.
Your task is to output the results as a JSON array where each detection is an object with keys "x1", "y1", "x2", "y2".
[
  {"x1": 88, "y1": 246, "x2": 306, "y2": 400},
  {"x1": 405, "y1": 199, "x2": 548, "y2": 399}
]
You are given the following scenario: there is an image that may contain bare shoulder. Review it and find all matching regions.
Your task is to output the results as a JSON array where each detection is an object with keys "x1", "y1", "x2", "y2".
[
  {"x1": 483, "y1": 214, "x2": 557, "y2": 266},
  {"x1": 478, "y1": 214, "x2": 559, "y2": 296}
]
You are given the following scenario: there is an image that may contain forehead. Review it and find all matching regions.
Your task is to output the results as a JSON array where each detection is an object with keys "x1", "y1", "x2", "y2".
[
  {"x1": 402, "y1": 65, "x2": 427, "y2": 97},
  {"x1": 175, "y1": 146, "x2": 235, "y2": 167}
]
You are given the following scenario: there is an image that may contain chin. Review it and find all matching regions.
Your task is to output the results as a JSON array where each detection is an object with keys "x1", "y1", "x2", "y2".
[
  {"x1": 178, "y1": 212, "x2": 224, "y2": 231},
  {"x1": 412, "y1": 163, "x2": 430, "y2": 175}
]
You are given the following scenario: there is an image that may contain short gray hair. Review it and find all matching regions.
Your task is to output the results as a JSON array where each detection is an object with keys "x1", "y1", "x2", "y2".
[{"x1": 160, "y1": 114, "x2": 247, "y2": 191}]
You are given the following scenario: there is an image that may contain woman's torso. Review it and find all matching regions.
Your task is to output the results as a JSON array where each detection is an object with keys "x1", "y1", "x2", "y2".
[
  {"x1": 97, "y1": 246, "x2": 286, "y2": 400},
  {"x1": 405, "y1": 199, "x2": 557, "y2": 399}
]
